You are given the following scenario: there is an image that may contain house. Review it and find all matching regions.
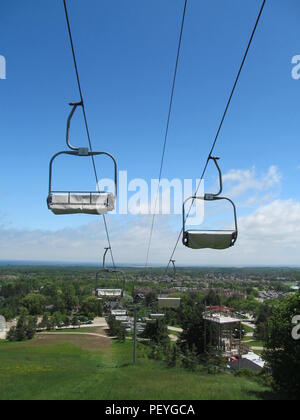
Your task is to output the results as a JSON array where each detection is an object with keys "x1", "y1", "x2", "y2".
[{"x1": 229, "y1": 352, "x2": 265, "y2": 372}]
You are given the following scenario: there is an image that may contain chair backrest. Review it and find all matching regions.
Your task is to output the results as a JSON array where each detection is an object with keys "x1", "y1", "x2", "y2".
[{"x1": 48, "y1": 150, "x2": 118, "y2": 200}]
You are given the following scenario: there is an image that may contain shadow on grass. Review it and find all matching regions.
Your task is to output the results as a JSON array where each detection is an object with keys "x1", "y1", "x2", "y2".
[{"x1": 247, "y1": 389, "x2": 289, "y2": 401}]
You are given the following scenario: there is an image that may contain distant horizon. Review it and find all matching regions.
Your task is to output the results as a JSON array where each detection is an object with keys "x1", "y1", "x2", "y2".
[{"x1": 1, "y1": 259, "x2": 300, "y2": 270}]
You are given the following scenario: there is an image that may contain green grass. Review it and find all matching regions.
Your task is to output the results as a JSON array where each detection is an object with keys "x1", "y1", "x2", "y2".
[
  {"x1": 242, "y1": 324, "x2": 255, "y2": 334},
  {"x1": 0, "y1": 338, "x2": 269, "y2": 400},
  {"x1": 50, "y1": 327, "x2": 106, "y2": 333},
  {"x1": 247, "y1": 341, "x2": 265, "y2": 348}
]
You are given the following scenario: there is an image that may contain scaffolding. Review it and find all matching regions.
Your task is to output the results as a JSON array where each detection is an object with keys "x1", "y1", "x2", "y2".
[{"x1": 203, "y1": 309, "x2": 243, "y2": 358}]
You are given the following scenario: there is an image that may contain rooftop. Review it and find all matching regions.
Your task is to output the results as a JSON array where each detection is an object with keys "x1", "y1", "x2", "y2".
[{"x1": 203, "y1": 313, "x2": 241, "y2": 325}]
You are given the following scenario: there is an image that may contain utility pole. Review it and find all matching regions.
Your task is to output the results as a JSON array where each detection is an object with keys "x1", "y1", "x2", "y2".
[
  {"x1": 133, "y1": 307, "x2": 137, "y2": 366},
  {"x1": 238, "y1": 321, "x2": 242, "y2": 371}
]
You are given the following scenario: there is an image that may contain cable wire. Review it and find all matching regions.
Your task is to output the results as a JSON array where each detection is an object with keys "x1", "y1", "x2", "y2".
[
  {"x1": 63, "y1": 0, "x2": 117, "y2": 271},
  {"x1": 166, "y1": 0, "x2": 267, "y2": 271},
  {"x1": 145, "y1": 0, "x2": 188, "y2": 268}
]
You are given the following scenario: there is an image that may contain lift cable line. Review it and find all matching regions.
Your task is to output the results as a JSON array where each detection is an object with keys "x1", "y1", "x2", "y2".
[
  {"x1": 63, "y1": 0, "x2": 117, "y2": 270},
  {"x1": 165, "y1": 0, "x2": 267, "y2": 271},
  {"x1": 145, "y1": 0, "x2": 188, "y2": 268}
]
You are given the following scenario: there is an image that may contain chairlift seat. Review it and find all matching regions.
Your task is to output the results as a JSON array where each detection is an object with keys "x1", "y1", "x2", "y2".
[
  {"x1": 182, "y1": 157, "x2": 238, "y2": 251},
  {"x1": 48, "y1": 192, "x2": 115, "y2": 215},
  {"x1": 183, "y1": 230, "x2": 237, "y2": 250}
]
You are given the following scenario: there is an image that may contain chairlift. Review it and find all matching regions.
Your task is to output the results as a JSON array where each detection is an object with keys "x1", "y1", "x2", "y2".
[
  {"x1": 183, "y1": 157, "x2": 238, "y2": 250},
  {"x1": 47, "y1": 102, "x2": 117, "y2": 215},
  {"x1": 95, "y1": 248, "x2": 125, "y2": 298}
]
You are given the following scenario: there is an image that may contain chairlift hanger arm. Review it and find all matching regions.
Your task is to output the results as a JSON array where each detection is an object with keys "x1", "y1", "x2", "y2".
[
  {"x1": 103, "y1": 247, "x2": 111, "y2": 269},
  {"x1": 66, "y1": 101, "x2": 84, "y2": 151},
  {"x1": 170, "y1": 259, "x2": 176, "y2": 280},
  {"x1": 208, "y1": 156, "x2": 223, "y2": 198}
]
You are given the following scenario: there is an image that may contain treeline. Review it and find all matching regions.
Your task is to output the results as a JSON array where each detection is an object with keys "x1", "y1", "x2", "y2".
[
  {"x1": 141, "y1": 292, "x2": 300, "y2": 399},
  {"x1": 139, "y1": 296, "x2": 228, "y2": 374},
  {"x1": 0, "y1": 277, "x2": 104, "y2": 320},
  {"x1": 7, "y1": 315, "x2": 37, "y2": 342}
]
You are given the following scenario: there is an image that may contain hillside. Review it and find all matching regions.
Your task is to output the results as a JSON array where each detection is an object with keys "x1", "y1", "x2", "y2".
[{"x1": 0, "y1": 333, "x2": 269, "y2": 401}]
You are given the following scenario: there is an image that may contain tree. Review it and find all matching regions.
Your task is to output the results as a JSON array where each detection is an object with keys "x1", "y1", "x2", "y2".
[
  {"x1": 255, "y1": 303, "x2": 273, "y2": 341},
  {"x1": 143, "y1": 320, "x2": 169, "y2": 346},
  {"x1": 26, "y1": 317, "x2": 37, "y2": 339},
  {"x1": 148, "y1": 344, "x2": 164, "y2": 361},
  {"x1": 117, "y1": 325, "x2": 126, "y2": 342},
  {"x1": 205, "y1": 290, "x2": 221, "y2": 307},
  {"x1": 81, "y1": 296, "x2": 99, "y2": 318},
  {"x1": 179, "y1": 298, "x2": 206, "y2": 355},
  {"x1": 8, "y1": 315, "x2": 37, "y2": 342},
  {"x1": 166, "y1": 345, "x2": 180, "y2": 368},
  {"x1": 39, "y1": 314, "x2": 49, "y2": 330},
  {"x1": 15, "y1": 315, "x2": 27, "y2": 341},
  {"x1": 107, "y1": 315, "x2": 126, "y2": 340},
  {"x1": 62, "y1": 285, "x2": 79, "y2": 311},
  {"x1": 22, "y1": 293, "x2": 45, "y2": 316},
  {"x1": 264, "y1": 293, "x2": 300, "y2": 399},
  {"x1": 7, "y1": 327, "x2": 17, "y2": 342},
  {"x1": 71, "y1": 316, "x2": 80, "y2": 329},
  {"x1": 182, "y1": 345, "x2": 198, "y2": 371},
  {"x1": 204, "y1": 347, "x2": 226, "y2": 375},
  {"x1": 52, "y1": 312, "x2": 64, "y2": 329}
]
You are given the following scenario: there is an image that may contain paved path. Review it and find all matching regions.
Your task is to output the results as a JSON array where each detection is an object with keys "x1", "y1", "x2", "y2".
[
  {"x1": 168, "y1": 326, "x2": 183, "y2": 333},
  {"x1": 169, "y1": 334, "x2": 179, "y2": 342}
]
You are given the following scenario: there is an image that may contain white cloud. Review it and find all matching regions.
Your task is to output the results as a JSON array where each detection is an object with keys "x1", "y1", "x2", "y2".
[
  {"x1": 1, "y1": 164, "x2": 299, "y2": 267},
  {"x1": 223, "y1": 165, "x2": 281, "y2": 200},
  {"x1": 1, "y1": 199, "x2": 300, "y2": 266}
]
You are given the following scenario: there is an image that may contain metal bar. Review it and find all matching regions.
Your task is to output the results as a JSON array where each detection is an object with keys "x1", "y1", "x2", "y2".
[
  {"x1": 133, "y1": 307, "x2": 137, "y2": 365},
  {"x1": 103, "y1": 247, "x2": 111, "y2": 270},
  {"x1": 209, "y1": 157, "x2": 223, "y2": 197},
  {"x1": 66, "y1": 102, "x2": 83, "y2": 151},
  {"x1": 183, "y1": 196, "x2": 238, "y2": 244},
  {"x1": 48, "y1": 150, "x2": 118, "y2": 199}
]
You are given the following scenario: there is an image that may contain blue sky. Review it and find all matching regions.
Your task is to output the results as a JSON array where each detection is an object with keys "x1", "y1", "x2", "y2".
[{"x1": 1, "y1": 0, "x2": 300, "y2": 265}]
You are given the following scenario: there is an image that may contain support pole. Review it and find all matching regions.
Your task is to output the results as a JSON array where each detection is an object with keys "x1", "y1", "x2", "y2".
[
  {"x1": 133, "y1": 307, "x2": 137, "y2": 365},
  {"x1": 238, "y1": 321, "x2": 242, "y2": 371},
  {"x1": 204, "y1": 319, "x2": 207, "y2": 353}
]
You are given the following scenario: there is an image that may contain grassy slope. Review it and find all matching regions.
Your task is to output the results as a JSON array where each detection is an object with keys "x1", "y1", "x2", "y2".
[{"x1": 0, "y1": 338, "x2": 268, "y2": 400}]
